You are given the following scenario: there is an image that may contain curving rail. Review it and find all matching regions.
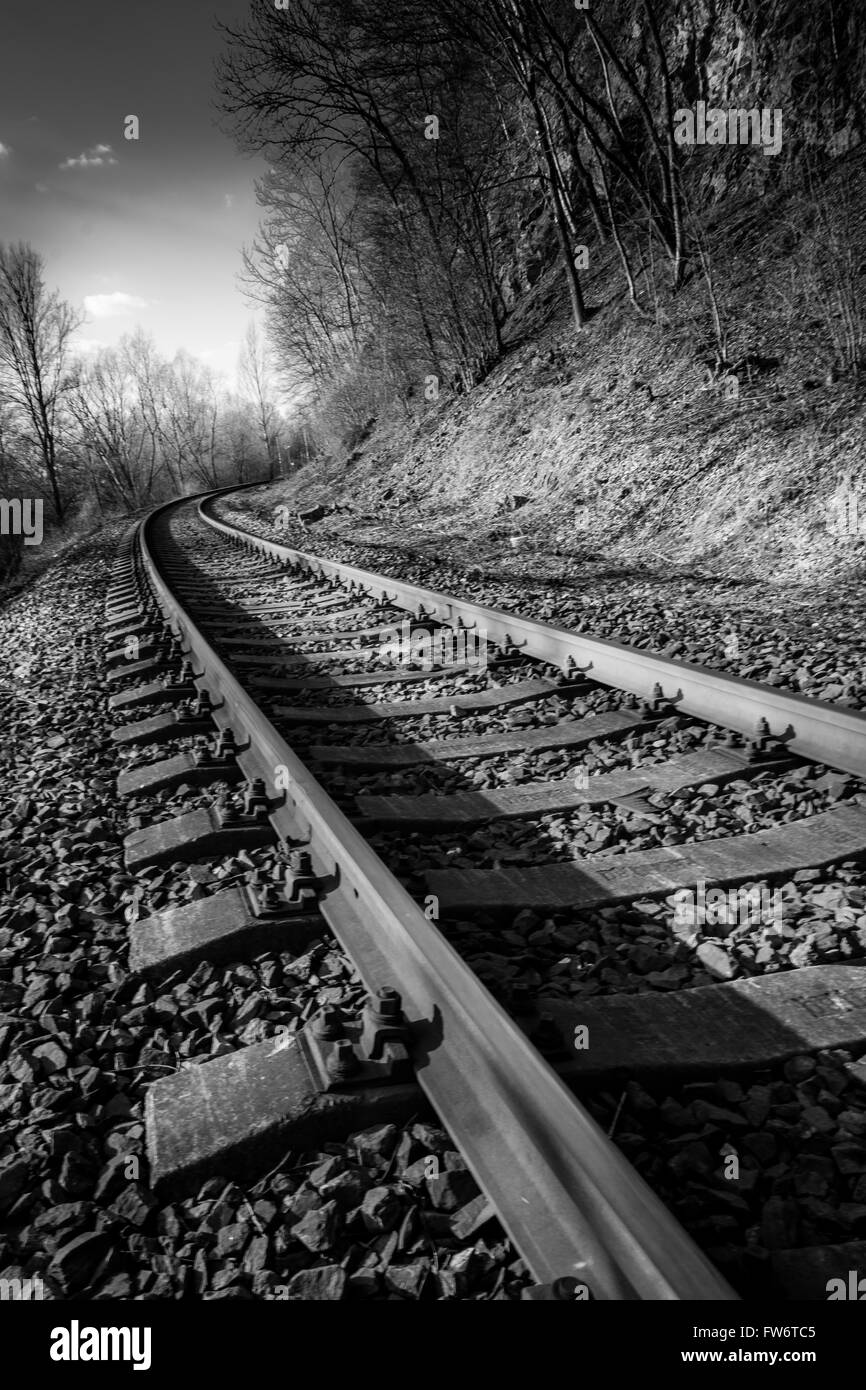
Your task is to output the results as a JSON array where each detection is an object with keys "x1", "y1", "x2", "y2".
[{"x1": 107, "y1": 491, "x2": 743, "y2": 1300}]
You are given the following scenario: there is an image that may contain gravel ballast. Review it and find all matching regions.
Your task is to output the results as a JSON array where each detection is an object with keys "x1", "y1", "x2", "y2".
[{"x1": 0, "y1": 530, "x2": 531, "y2": 1300}]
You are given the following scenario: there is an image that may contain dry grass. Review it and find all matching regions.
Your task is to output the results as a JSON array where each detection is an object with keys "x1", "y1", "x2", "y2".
[{"x1": 273, "y1": 152, "x2": 866, "y2": 588}]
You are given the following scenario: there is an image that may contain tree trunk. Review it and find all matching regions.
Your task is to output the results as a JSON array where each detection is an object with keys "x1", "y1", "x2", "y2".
[{"x1": 528, "y1": 85, "x2": 587, "y2": 330}]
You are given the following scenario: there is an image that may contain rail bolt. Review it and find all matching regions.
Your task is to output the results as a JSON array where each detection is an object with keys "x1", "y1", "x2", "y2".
[
  {"x1": 253, "y1": 884, "x2": 280, "y2": 914},
  {"x1": 360, "y1": 988, "x2": 409, "y2": 1062},
  {"x1": 168, "y1": 660, "x2": 193, "y2": 688},
  {"x1": 745, "y1": 718, "x2": 773, "y2": 762},
  {"x1": 214, "y1": 726, "x2": 236, "y2": 753},
  {"x1": 243, "y1": 778, "x2": 270, "y2": 817},
  {"x1": 313, "y1": 1006, "x2": 344, "y2": 1040},
  {"x1": 371, "y1": 986, "x2": 402, "y2": 1019},
  {"x1": 327, "y1": 1039, "x2": 360, "y2": 1080},
  {"x1": 217, "y1": 797, "x2": 242, "y2": 827},
  {"x1": 193, "y1": 735, "x2": 213, "y2": 765}
]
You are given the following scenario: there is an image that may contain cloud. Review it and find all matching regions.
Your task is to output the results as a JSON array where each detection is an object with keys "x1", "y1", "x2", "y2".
[
  {"x1": 224, "y1": 194, "x2": 234, "y2": 209},
  {"x1": 34, "y1": 183, "x2": 49, "y2": 194},
  {"x1": 83, "y1": 292, "x2": 149, "y2": 319},
  {"x1": 0, "y1": 143, "x2": 10, "y2": 159},
  {"x1": 60, "y1": 143, "x2": 118, "y2": 170}
]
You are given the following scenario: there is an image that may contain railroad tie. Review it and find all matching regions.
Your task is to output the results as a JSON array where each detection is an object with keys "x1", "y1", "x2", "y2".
[
  {"x1": 275, "y1": 676, "x2": 582, "y2": 723},
  {"x1": 253, "y1": 655, "x2": 527, "y2": 691},
  {"x1": 215, "y1": 623, "x2": 392, "y2": 650},
  {"x1": 111, "y1": 709, "x2": 215, "y2": 749},
  {"x1": 198, "y1": 604, "x2": 391, "y2": 634},
  {"x1": 146, "y1": 1030, "x2": 423, "y2": 1197},
  {"x1": 425, "y1": 802, "x2": 866, "y2": 912},
  {"x1": 116, "y1": 748, "x2": 245, "y2": 799},
  {"x1": 123, "y1": 799, "x2": 273, "y2": 871},
  {"x1": 129, "y1": 883, "x2": 323, "y2": 976},
  {"x1": 309, "y1": 707, "x2": 648, "y2": 767},
  {"x1": 187, "y1": 591, "x2": 353, "y2": 618},
  {"x1": 545, "y1": 964, "x2": 866, "y2": 1081},
  {"x1": 354, "y1": 748, "x2": 792, "y2": 827},
  {"x1": 108, "y1": 676, "x2": 197, "y2": 714}
]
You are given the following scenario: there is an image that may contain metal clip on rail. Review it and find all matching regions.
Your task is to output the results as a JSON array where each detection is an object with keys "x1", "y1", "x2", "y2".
[{"x1": 302, "y1": 988, "x2": 414, "y2": 1091}]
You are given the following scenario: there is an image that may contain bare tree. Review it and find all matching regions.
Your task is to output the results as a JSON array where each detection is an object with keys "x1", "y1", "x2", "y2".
[
  {"x1": 238, "y1": 322, "x2": 282, "y2": 480},
  {"x1": 67, "y1": 342, "x2": 163, "y2": 509},
  {"x1": 0, "y1": 243, "x2": 81, "y2": 520},
  {"x1": 160, "y1": 351, "x2": 224, "y2": 490},
  {"x1": 217, "y1": 0, "x2": 507, "y2": 394},
  {"x1": 124, "y1": 329, "x2": 184, "y2": 495}
]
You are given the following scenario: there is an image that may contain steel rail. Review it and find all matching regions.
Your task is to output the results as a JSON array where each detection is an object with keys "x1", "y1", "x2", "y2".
[
  {"x1": 201, "y1": 494, "x2": 866, "y2": 780},
  {"x1": 136, "y1": 496, "x2": 737, "y2": 1300}
]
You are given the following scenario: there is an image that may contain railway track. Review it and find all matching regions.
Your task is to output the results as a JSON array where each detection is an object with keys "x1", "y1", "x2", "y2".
[{"x1": 103, "y1": 488, "x2": 866, "y2": 1302}]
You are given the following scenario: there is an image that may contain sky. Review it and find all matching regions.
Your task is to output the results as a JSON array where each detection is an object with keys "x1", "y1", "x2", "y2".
[{"x1": 0, "y1": 0, "x2": 267, "y2": 386}]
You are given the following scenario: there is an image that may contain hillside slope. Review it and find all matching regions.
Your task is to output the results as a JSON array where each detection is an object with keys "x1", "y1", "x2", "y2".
[{"x1": 269, "y1": 145, "x2": 865, "y2": 589}]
